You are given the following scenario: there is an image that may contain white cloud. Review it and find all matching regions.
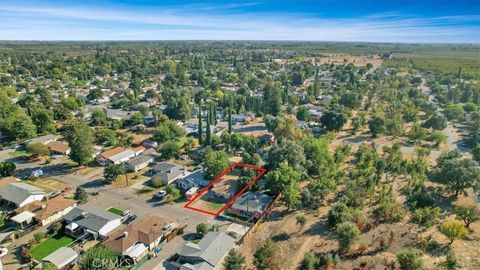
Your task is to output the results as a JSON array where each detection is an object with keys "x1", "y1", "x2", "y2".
[{"x1": 0, "y1": 1, "x2": 478, "y2": 42}]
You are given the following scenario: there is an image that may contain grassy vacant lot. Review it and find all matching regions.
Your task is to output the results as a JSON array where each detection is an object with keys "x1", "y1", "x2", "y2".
[
  {"x1": 8, "y1": 149, "x2": 28, "y2": 157},
  {"x1": 27, "y1": 178, "x2": 65, "y2": 194},
  {"x1": 30, "y1": 234, "x2": 75, "y2": 261},
  {"x1": 107, "y1": 207, "x2": 123, "y2": 216}
]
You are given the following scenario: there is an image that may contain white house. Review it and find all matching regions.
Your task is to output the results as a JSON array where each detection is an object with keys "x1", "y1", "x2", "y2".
[
  {"x1": 124, "y1": 155, "x2": 154, "y2": 172},
  {"x1": 96, "y1": 147, "x2": 135, "y2": 166},
  {"x1": 0, "y1": 182, "x2": 45, "y2": 208},
  {"x1": 64, "y1": 204, "x2": 122, "y2": 240}
]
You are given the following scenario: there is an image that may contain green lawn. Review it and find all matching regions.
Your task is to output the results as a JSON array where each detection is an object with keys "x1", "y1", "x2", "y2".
[
  {"x1": 9, "y1": 150, "x2": 28, "y2": 157},
  {"x1": 107, "y1": 207, "x2": 124, "y2": 216},
  {"x1": 30, "y1": 234, "x2": 75, "y2": 261}
]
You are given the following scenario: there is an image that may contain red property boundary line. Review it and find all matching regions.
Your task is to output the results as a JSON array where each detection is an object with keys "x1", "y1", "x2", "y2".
[{"x1": 184, "y1": 162, "x2": 267, "y2": 216}]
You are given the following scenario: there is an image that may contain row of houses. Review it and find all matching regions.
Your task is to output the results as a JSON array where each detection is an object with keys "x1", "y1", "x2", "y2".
[{"x1": 0, "y1": 176, "x2": 183, "y2": 269}]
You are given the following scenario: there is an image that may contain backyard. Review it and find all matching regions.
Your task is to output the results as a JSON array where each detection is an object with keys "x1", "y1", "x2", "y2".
[{"x1": 30, "y1": 233, "x2": 75, "y2": 261}]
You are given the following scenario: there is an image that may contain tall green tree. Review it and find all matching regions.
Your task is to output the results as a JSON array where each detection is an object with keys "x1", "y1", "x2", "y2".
[
  {"x1": 0, "y1": 161, "x2": 16, "y2": 177},
  {"x1": 198, "y1": 107, "x2": 203, "y2": 144},
  {"x1": 205, "y1": 111, "x2": 212, "y2": 145},
  {"x1": 265, "y1": 163, "x2": 301, "y2": 209},
  {"x1": 104, "y1": 164, "x2": 126, "y2": 183},
  {"x1": 430, "y1": 151, "x2": 480, "y2": 196},
  {"x1": 228, "y1": 107, "x2": 232, "y2": 134},
  {"x1": 26, "y1": 142, "x2": 50, "y2": 162},
  {"x1": 74, "y1": 187, "x2": 88, "y2": 204},
  {"x1": 203, "y1": 149, "x2": 230, "y2": 179},
  {"x1": 63, "y1": 120, "x2": 94, "y2": 166}
]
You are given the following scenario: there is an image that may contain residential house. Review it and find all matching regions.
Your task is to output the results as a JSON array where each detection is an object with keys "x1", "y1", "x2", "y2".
[
  {"x1": 0, "y1": 182, "x2": 45, "y2": 208},
  {"x1": 12, "y1": 196, "x2": 77, "y2": 229},
  {"x1": 150, "y1": 162, "x2": 188, "y2": 185},
  {"x1": 106, "y1": 109, "x2": 139, "y2": 121},
  {"x1": 210, "y1": 178, "x2": 238, "y2": 201},
  {"x1": 175, "y1": 232, "x2": 235, "y2": 270},
  {"x1": 38, "y1": 247, "x2": 78, "y2": 270},
  {"x1": 177, "y1": 169, "x2": 208, "y2": 191},
  {"x1": 230, "y1": 114, "x2": 254, "y2": 125},
  {"x1": 133, "y1": 146, "x2": 146, "y2": 156},
  {"x1": 47, "y1": 141, "x2": 71, "y2": 156},
  {"x1": 97, "y1": 147, "x2": 135, "y2": 166},
  {"x1": 125, "y1": 155, "x2": 154, "y2": 172},
  {"x1": 64, "y1": 204, "x2": 122, "y2": 240},
  {"x1": 26, "y1": 134, "x2": 59, "y2": 146},
  {"x1": 228, "y1": 192, "x2": 273, "y2": 220},
  {"x1": 103, "y1": 215, "x2": 171, "y2": 263}
]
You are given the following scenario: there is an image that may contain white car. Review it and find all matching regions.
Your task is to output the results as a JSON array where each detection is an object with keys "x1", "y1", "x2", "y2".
[{"x1": 153, "y1": 190, "x2": 167, "y2": 200}]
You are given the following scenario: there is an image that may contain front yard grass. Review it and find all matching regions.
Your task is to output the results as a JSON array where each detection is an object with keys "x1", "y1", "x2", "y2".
[
  {"x1": 30, "y1": 233, "x2": 75, "y2": 261},
  {"x1": 112, "y1": 168, "x2": 149, "y2": 187},
  {"x1": 107, "y1": 207, "x2": 124, "y2": 216},
  {"x1": 8, "y1": 149, "x2": 28, "y2": 157}
]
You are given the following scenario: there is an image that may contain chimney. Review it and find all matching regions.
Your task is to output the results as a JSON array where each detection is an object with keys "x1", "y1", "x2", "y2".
[
  {"x1": 41, "y1": 204, "x2": 46, "y2": 209},
  {"x1": 123, "y1": 231, "x2": 129, "y2": 238}
]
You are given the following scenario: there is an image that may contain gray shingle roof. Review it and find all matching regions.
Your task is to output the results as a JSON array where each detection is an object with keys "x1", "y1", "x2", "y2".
[
  {"x1": 0, "y1": 182, "x2": 45, "y2": 205},
  {"x1": 230, "y1": 192, "x2": 272, "y2": 213},
  {"x1": 64, "y1": 204, "x2": 120, "y2": 232},
  {"x1": 151, "y1": 162, "x2": 179, "y2": 173},
  {"x1": 151, "y1": 162, "x2": 185, "y2": 184},
  {"x1": 126, "y1": 155, "x2": 154, "y2": 167},
  {"x1": 178, "y1": 232, "x2": 235, "y2": 267}
]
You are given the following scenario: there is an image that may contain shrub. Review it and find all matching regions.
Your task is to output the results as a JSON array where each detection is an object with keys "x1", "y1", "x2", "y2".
[
  {"x1": 374, "y1": 200, "x2": 406, "y2": 223},
  {"x1": 336, "y1": 222, "x2": 360, "y2": 252},
  {"x1": 407, "y1": 189, "x2": 435, "y2": 209},
  {"x1": 33, "y1": 232, "x2": 45, "y2": 243},
  {"x1": 300, "y1": 253, "x2": 320, "y2": 270},
  {"x1": 327, "y1": 203, "x2": 354, "y2": 228},
  {"x1": 196, "y1": 223, "x2": 209, "y2": 235},
  {"x1": 150, "y1": 177, "x2": 164, "y2": 188},
  {"x1": 253, "y1": 240, "x2": 278, "y2": 270},
  {"x1": 50, "y1": 222, "x2": 62, "y2": 235},
  {"x1": 454, "y1": 205, "x2": 480, "y2": 228},
  {"x1": 443, "y1": 251, "x2": 460, "y2": 270},
  {"x1": 396, "y1": 248, "x2": 423, "y2": 270},
  {"x1": 412, "y1": 207, "x2": 441, "y2": 227},
  {"x1": 439, "y1": 219, "x2": 468, "y2": 245}
]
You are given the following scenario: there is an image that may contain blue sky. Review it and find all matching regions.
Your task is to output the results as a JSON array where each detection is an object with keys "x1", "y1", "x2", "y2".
[{"x1": 0, "y1": 0, "x2": 479, "y2": 42}]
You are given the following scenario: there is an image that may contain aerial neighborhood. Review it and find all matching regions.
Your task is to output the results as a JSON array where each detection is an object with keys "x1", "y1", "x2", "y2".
[{"x1": 0, "y1": 39, "x2": 479, "y2": 270}]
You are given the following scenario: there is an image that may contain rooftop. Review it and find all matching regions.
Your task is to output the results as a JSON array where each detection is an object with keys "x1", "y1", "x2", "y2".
[
  {"x1": 15, "y1": 196, "x2": 77, "y2": 221},
  {"x1": 103, "y1": 215, "x2": 170, "y2": 253},
  {"x1": 178, "y1": 232, "x2": 235, "y2": 268}
]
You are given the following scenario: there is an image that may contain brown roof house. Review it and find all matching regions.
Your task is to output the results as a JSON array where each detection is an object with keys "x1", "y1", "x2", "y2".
[
  {"x1": 96, "y1": 147, "x2": 135, "y2": 166},
  {"x1": 47, "y1": 141, "x2": 71, "y2": 156},
  {"x1": 12, "y1": 196, "x2": 77, "y2": 229},
  {"x1": 103, "y1": 215, "x2": 171, "y2": 263}
]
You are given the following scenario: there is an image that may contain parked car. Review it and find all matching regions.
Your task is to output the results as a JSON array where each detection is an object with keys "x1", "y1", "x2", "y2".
[
  {"x1": 153, "y1": 190, "x2": 167, "y2": 200},
  {"x1": 124, "y1": 214, "x2": 137, "y2": 224},
  {"x1": 30, "y1": 169, "x2": 43, "y2": 178}
]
